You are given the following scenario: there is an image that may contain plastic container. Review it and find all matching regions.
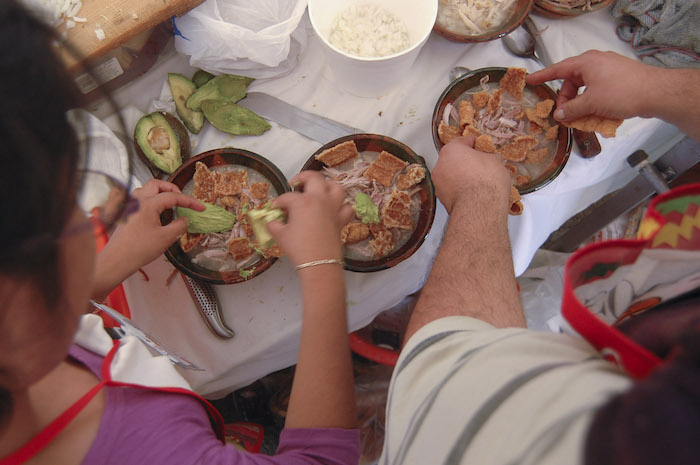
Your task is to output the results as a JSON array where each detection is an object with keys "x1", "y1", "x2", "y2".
[{"x1": 308, "y1": 0, "x2": 437, "y2": 97}]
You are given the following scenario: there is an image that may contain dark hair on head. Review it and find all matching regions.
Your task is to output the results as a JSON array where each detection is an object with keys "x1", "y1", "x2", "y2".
[
  {"x1": 585, "y1": 318, "x2": 700, "y2": 464},
  {"x1": 0, "y1": 0, "x2": 88, "y2": 430},
  {"x1": 0, "y1": 0, "x2": 83, "y2": 300}
]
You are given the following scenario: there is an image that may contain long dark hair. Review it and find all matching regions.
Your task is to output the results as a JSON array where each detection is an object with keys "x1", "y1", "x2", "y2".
[
  {"x1": 585, "y1": 291, "x2": 700, "y2": 464},
  {"x1": 0, "y1": 0, "x2": 85, "y2": 426}
]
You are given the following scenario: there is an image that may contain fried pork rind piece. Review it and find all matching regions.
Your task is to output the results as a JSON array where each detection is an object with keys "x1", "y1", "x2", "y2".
[
  {"x1": 545, "y1": 125, "x2": 559, "y2": 141},
  {"x1": 363, "y1": 151, "x2": 408, "y2": 187},
  {"x1": 504, "y1": 162, "x2": 518, "y2": 176},
  {"x1": 472, "y1": 91, "x2": 489, "y2": 110},
  {"x1": 499, "y1": 136, "x2": 538, "y2": 162},
  {"x1": 250, "y1": 182, "x2": 270, "y2": 200},
  {"x1": 227, "y1": 237, "x2": 254, "y2": 260},
  {"x1": 341, "y1": 222, "x2": 371, "y2": 245},
  {"x1": 487, "y1": 89, "x2": 503, "y2": 114},
  {"x1": 261, "y1": 244, "x2": 284, "y2": 259},
  {"x1": 527, "y1": 148, "x2": 549, "y2": 164},
  {"x1": 515, "y1": 175, "x2": 531, "y2": 185},
  {"x1": 562, "y1": 115, "x2": 623, "y2": 138},
  {"x1": 462, "y1": 125, "x2": 482, "y2": 137},
  {"x1": 509, "y1": 185, "x2": 523, "y2": 216},
  {"x1": 500, "y1": 67, "x2": 527, "y2": 100},
  {"x1": 382, "y1": 190, "x2": 413, "y2": 230},
  {"x1": 193, "y1": 162, "x2": 219, "y2": 203},
  {"x1": 438, "y1": 121, "x2": 461, "y2": 145},
  {"x1": 218, "y1": 195, "x2": 239, "y2": 209},
  {"x1": 457, "y1": 100, "x2": 475, "y2": 129},
  {"x1": 216, "y1": 170, "x2": 248, "y2": 196},
  {"x1": 475, "y1": 134, "x2": 497, "y2": 153},
  {"x1": 316, "y1": 140, "x2": 359, "y2": 166},
  {"x1": 369, "y1": 224, "x2": 395, "y2": 258},
  {"x1": 529, "y1": 121, "x2": 544, "y2": 135},
  {"x1": 397, "y1": 165, "x2": 426, "y2": 190},
  {"x1": 525, "y1": 107, "x2": 550, "y2": 130},
  {"x1": 180, "y1": 233, "x2": 202, "y2": 253},
  {"x1": 535, "y1": 99, "x2": 555, "y2": 119}
]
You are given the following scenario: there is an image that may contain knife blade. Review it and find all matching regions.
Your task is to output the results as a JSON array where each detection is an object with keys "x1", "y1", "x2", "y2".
[
  {"x1": 239, "y1": 92, "x2": 364, "y2": 144},
  {"x1": 543, "y1": 138, "x2": 700, "y2": 252},
  {"x1": 91, "y1": 300, "x2": 204, "y2": 371},
  {"x1": 522, "y1": 18, "x2": 602, "y2": 159}
]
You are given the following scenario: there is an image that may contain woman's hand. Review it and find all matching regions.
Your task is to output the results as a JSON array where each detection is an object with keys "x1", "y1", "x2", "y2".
[
  {"x1": 92, "y1": 179, "x2": 204, "y2": 301},
  {"x1": 267, "y1": 171, "x2": 354, "y2": 268}
]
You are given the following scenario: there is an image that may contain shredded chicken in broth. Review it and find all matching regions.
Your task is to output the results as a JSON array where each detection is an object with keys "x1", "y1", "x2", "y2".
[
  {"x1": 179, "y1": 163, "x2": 282, "y2": 275},
  {"x1": 314, "y1": 141, "x2": 426, "y2": 260},
  {"x1": 437, "y1": 0, "x2": 517, "y2": 36}
]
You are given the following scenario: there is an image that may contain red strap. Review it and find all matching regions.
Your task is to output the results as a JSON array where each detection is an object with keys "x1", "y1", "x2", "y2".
[
  {"x1": 1, "y1": 341, "x2": 225, "y2": 465},
  {"x1": 1, "y1": 384, "x2": 106, "y2": 465}
]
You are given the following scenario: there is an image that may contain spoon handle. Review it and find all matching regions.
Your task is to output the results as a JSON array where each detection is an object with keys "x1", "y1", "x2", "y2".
[{"x1": 571, "y1": 128, "x2": 602, "y2": 158}]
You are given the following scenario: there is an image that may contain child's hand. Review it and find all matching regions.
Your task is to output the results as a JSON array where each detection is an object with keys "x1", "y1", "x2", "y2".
[
  {"x1": 267, "y1": 171, "x2": 353, "y2": 268},
  {"x1": 107, "y1": 179, "x2": 204, "y2": 270}
]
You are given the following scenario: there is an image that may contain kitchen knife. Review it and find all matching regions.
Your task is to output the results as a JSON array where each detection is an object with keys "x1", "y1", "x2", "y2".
[
  {"x1": 239, "y1": 92, "x2": 364, "y2": 144},
  {"x1": 522, "y1": 18, "x2": 602, "y2": 159},
  {"x1": 91, "y1": 300, "x2": 204, "y2": 371},
  {"x1": 544, "y1": 138, "x2": 700, "y2": 252}
]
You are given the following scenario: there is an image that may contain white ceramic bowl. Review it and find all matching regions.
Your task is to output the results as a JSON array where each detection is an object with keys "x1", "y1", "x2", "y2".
[{"x1": 309, "y1": 0, "x2": 438, "y2": 97}]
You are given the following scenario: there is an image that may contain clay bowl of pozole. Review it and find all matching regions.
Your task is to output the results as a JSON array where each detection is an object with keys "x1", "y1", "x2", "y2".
[
  {"x1": 432, "y1": 67, "x2": 572, "y2": 194},
  {"x1": 301, "y1": 134, "x2": 436, "y2": 273},
  {"x1": 163, "y1": 148, "x2": 290, "y2": 285},
  {"x1": 433, "y1": 0, "x2": 535, "y2": 43}
]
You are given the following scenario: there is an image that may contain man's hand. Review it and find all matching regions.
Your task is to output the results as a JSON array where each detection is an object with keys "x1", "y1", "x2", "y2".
[
  {"x1": 526, "y1": 50, "x2": 659, "y2": 123},
  {"x1": 433, "y1": 136, "x2": 511, "y2": 214}
]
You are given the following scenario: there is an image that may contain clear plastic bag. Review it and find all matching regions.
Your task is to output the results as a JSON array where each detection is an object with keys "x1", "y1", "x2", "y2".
[{"x1": 173, "y1": 0, "x2": 309, "y2": 79}]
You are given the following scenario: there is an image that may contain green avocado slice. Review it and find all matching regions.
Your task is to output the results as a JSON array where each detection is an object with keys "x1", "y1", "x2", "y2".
[
  {"x1": 201, "y1": 100, "x2": 271, "y2": 136},
  {"x1": 192, "y1": 69, "x2": 215, "y2": 88},
  {"x1": 133, "y1": 112, "x2": 189, "y2": 175},
  {"x1": 168, "y1": 73, "x2": 204, "y2": 134},
  {"x1": 185, "y1": 74, "x2": 254, "y2": 111},
  {"x1": 176, "y1": 202, "x2": 236, "y2": 234}
]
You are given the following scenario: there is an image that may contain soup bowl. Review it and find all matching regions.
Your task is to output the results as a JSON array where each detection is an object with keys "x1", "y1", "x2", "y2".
[
  {"x1": 301, "y1": 134, "x2": 436, "y2": 273},
  {"x1": 163, "y1": 148, "x2": 290, "y2": 285},
  {"x1": 432, "y1": 67, "x2": 572, "y2": 194}
]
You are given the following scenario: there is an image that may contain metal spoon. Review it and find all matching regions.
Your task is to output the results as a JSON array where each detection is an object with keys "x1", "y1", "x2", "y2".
[
  {"x1": 502, "y1": 25, "x2": 602, "y2": 158},
  {"x1": 450, "y1": 66, "x2": 471, "y2": 82}
]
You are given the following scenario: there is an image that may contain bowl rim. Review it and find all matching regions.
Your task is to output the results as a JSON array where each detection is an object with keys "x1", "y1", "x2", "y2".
[
  {"x1": 308, "y1": 1, "x2": 438, "y2": 62},
  {"x1": 431, "y1": 66, "x2": 572, "y2": 195},
  {"x1": 301, "y1": 133, "x2": 437, "y2": 273},
  {"x1": 534, "y1": 0, "x2": 614, "y2": 16},
  {"x1": 164, "y1": 148, "x2": 290, "y2": 285},
  {"x1": 432, "y1": 0, "x2": 535, "y2": 43}
]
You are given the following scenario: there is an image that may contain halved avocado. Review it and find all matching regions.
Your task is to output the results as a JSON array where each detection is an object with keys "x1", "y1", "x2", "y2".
[
  {"x1": 185, "y1": 74, "x2": 254, "y2": 111},
  {"x1": 134, "y1": 112, "x2": 190, "y2": 175},
  {"x1": 168, "y1": 73, "x2": 204, "y2": 134},
  {"x1": 201, "y1": 100, "x2": 271, "y2": 136},
  {"x1": 192, "y1": 69, "x2": 215, "y2": 88}
]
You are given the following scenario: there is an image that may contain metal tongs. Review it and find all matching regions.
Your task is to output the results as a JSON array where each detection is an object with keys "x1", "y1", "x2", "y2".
[{"x1": 91, "y1": 300, "x2": 204, "y2": 371}]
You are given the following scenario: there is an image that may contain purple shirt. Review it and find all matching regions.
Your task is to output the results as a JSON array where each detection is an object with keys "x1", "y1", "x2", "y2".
[{"x1": 69, "y1": 345, "x2": 360, "y2": 465}]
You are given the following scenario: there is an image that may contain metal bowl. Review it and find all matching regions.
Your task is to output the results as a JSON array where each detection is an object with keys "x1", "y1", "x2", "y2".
[
  {"x1": 433, "y1": 0, "x2": 535, "y2": 43},
  {"x1": 301, "y1": 134, "x2": 436, "y2": 273},
  {"x1": 163, "y1": 148, "x2": 290, "y2": 285},
  {"x1": 431, "y1": 67, "x2": 572, "y2": 194}
]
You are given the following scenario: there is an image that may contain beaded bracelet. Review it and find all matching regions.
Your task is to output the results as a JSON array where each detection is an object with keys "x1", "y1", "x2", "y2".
[{"x1": 295, "y1": 258, "x2": 346, "y2": 271}]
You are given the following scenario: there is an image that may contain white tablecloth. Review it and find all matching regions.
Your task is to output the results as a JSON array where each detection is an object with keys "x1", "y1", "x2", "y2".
[{"x1": 106, "y1": 7, "x2": 684, "y2": 398}]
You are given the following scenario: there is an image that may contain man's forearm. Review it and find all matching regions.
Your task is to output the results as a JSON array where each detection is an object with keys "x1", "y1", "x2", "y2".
[
  {"x1": 646, "y1": 68, "x2": 700, "y2": 140},
  {"x1": 405, "y1": 185, "x2": 525, "y2": 343}
]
